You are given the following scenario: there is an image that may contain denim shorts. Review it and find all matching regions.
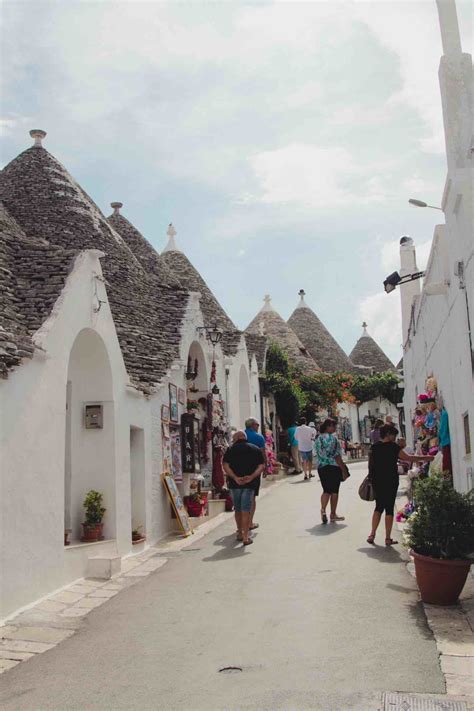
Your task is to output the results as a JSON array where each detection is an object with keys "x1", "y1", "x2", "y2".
[
  {"x1": 301, "y1": 450, "x2": 313, "y2": 462},
  {"x1": 230, "y1": 488, "x2": 255, "y2": 513}
]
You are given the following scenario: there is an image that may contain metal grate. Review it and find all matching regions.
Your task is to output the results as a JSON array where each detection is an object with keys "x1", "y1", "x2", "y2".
[{"x1": 383, "y1": 692, "x2": 467, "y2": 711}]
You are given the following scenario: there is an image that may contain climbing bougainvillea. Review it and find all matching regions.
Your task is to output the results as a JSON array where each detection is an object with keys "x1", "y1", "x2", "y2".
[{"x1": 263, "y1": 343, "x2": 401, "y2": 425}]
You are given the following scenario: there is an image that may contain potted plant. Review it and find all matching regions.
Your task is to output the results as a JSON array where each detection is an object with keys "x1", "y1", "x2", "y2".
[
  {"x1": 132, "y1": 526, "x2": 145, "y2": 543},
  {"x1": 406, "y1": 476, "x2": 474, "y2": 605},
  {"x1": 185, "y1": 492, "x2": 206, "y2": 517},
  {"x1": 81, "y1": 490, "x2": 106, "y2": 542},
  {"x1": 186, "y1": 399, "x2": 199, "y2": 413},
  {"x1": 64, "y1": 528, "x2": 72, "y2": 546}
]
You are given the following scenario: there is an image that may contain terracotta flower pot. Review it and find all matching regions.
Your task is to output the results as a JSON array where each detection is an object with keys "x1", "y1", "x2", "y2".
[
  {"x1": 81, "y1": 522, "x2": 104, "y2": 542},
  {"x1": 411, "y1": 550, "x2": 471, "y2": 606}
]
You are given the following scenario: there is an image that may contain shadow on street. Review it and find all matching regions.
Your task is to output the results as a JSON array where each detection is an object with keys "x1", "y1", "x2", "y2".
[
  {"x1": 201, "y1": 532, "x2": 253, "y2": 562},
  {"x1": 356, "y1": 545, "x2": 404, "y2": 563},
  {"x1": 306, "y1": 523, "x2": 348, "y2": 536}
]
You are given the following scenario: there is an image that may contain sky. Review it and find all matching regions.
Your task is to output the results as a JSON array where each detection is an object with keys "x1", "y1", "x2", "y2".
[{"x1": 1, "y1": 0, "x2": 472, "y2": 365}]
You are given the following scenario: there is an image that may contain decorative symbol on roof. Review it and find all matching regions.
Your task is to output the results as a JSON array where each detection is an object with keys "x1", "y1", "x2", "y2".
[
  {"x1": 362, "y1": 321, "x2": 369, "y2": 335},
  {"x1": 167, "y1": 223, "x2": 177, "y2": 238},
  {"x1": 30, "y1": 129, "x2": 46, "y2": 147},
  {"x1": 261, "y1": 294, "x2": 274, "y2": 312}
]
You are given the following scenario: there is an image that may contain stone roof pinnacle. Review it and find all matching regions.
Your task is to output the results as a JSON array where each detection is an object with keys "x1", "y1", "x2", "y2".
[
  {"x1": 261, "y1": 294, "x2": 274, "y2": 312},
  {"x1": 162, "y1": 223, "x2": 181, "y2": 253},
  {"x1": 29, "y1": 129, "x2": 46, "y2": 147},
  {"x1": 295, "y1": 288, "x2": 308, "y2": 309},
  {"x1": 110, "y1": 202, "x2": 123, "y2": 215},
  {"x1": 361, "y1": 321, "x2": 369, "y2": 336}
]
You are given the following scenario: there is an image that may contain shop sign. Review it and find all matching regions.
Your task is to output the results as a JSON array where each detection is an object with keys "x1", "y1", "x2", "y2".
[{"x1": 181, "y1": 414, "x2": 200, "y2": 473}]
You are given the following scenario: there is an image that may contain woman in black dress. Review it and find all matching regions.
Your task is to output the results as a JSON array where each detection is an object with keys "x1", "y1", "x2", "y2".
[{"x1": 367, "y1": 424, "x2": 432, "y2": 546}]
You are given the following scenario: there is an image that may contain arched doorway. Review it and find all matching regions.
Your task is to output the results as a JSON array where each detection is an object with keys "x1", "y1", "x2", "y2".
[
  {"x1": 64, "y1": 329, "x2": 116, "y2": 543},
  {"x1": 187, "y1": 340, "x2": 209, "y2": 396},
  {"x1": 239, "y1": 364, "x2": 251, "y2": 428}
]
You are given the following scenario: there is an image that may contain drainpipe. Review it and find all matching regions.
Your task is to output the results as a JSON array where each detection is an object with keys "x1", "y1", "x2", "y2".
[
  {"x1": 225, "y1": 367, "x2": 230, "y2": 423},
  {"x1": 259, "y1": 377, "x2": 265, "y2": 429}
]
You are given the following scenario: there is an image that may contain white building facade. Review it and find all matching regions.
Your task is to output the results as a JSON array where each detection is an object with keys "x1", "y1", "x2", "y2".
[
  {"x1": 0, "y1": 134, "x2": 261, "y2": 619},
  {"x1": 400, "y1": 0, "x2": 473, "y2": 492}
]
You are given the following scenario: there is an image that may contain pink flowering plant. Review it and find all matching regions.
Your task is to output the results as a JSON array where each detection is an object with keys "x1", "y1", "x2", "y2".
[{"x1": 396, "y1": 502, "x2": 416, "y2": 523}]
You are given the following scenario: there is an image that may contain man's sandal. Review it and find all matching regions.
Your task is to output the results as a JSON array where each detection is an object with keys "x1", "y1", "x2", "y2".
[
  {"x1": 330, "y1": 514, "x2": 345, "y2": 522},
  {"x1": 367, "y1": 535, "x2": 375, "y2": 545},
  {"x1": 385, "y1": 538, "x2": 398, "y2": 546},
  {"x1": 321, "y1": 510, "x2": 328, "y2": 524},
  {"x1": 243, "y1": 539, "x2": 254, "y2": 546}
]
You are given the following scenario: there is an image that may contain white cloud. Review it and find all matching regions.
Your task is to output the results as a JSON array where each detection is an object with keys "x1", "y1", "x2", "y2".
[
  {"x1": 250, "y1": 144, "x2": 354, "y2": 208},
  {"x1": 249, "y1": 143, "x2": 393, "y2": 209}
]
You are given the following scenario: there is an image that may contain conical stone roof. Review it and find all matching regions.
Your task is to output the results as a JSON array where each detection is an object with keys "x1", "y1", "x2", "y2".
[
  {"x1": 349, "y1": 322, "x2": 395, "y2": 373},
  {"x1": 288, "y1": 290, "x2": 354, "y2": 373},
  {"x1": 160, "y1": 225, "x2": 241, "y2": 355},
  {"x1": 0, "y1": 132, "x2": 188, "y2": 391},
  {"x1": 107, "y1": 203, "x2": 180, "y2": 287},
  {"x1": 0, "y1": 202, "x2": 77, "y2": 377},
  {"x1": 245, "y1": 295, "x2": 320, "y2": 374}
]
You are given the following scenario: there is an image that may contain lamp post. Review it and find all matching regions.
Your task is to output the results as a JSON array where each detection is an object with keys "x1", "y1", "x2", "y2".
[{"x1": 408, "y1": 198, "x2": 443, "y2": 211}]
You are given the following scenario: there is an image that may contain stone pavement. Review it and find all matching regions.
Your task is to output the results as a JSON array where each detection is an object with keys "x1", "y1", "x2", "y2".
[
  {"x1": 0, "y1": 466, "x2": 471, "y2": 710},
  {"x1": 0, "y1": 479, "x2": 281, "y2": 677},
  {"x1": 396, "y1": 480, "x2": 474, "y2": 704}
]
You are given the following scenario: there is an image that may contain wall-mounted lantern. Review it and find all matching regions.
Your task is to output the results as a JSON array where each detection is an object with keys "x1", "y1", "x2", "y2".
[{"x1": 196, "y1": 324, "x2": 223, "y2": 346}]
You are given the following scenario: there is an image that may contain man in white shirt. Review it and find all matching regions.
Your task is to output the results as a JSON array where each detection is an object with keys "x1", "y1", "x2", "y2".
[{"x1": 295, "y1": 417, "x2": 316, "y2": 481}]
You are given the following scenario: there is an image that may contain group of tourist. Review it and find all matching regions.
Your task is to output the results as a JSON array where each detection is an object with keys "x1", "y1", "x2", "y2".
[{"x1": 222, "y1": 413, "x2": 434, "y2": 548}]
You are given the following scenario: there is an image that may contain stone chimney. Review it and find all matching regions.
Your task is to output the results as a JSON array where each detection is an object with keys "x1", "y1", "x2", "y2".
[{"x1": 399, "y1": 236, "x2": 420, "y2": 346}]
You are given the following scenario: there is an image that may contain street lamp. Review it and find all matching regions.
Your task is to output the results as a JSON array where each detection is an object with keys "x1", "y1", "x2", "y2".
[
  {"x1": 383, "y1": 270, "x2": 426, "y2": 294},
  {"x1": 408, "y1": 198, "x2": 443, "y2": 211},
  {"x1": 196, "y1": 324, "x2": 223, "y2": 346}
]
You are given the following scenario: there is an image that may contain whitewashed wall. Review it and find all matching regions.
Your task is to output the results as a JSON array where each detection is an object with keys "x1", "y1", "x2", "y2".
[
  {"x1": 0, "y1": 250, "x2": 151, "y2": 619},
  {"x1": 148, "y1": 293, "x2": 261, "y2": 543},
  {"x1": 402, "y1": 226, "x2": 473, "y2": 492},
  {"x1": 400, "y1": 9, "x2": 472, "y2": 493}
]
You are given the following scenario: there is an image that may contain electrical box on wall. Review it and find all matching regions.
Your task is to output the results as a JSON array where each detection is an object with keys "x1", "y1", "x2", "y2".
[{"x1": 85, "y1": 404, "x2": 103, "y2": 429}]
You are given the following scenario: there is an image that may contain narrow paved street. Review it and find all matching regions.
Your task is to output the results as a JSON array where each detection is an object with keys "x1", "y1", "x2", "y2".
[{"x1": 0, "y1": 462, "x2": 444, "y2": 711}]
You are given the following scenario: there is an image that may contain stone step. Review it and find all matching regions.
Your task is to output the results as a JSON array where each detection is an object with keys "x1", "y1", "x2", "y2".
[{"x1": 85, "y1": 555, "x2": 121, "y2": 580}]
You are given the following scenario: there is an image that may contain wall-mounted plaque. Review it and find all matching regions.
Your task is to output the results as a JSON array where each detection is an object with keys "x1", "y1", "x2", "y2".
[{"x1": 85, "y1": 404, "x2": 103, "y2": 429}]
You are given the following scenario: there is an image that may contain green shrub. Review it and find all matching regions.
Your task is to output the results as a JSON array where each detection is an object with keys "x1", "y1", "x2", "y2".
[
  {"x1": 406, "y1": 476, "x2": 474, "y2": 560},
  {"x1": 83, "y1": 490, "x2": 106, "y2": 525}
]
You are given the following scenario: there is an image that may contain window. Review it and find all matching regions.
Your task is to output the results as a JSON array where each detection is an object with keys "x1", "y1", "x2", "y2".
[{"x1": 463, "y1": 412, "x2": 471, "y2": 455}]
